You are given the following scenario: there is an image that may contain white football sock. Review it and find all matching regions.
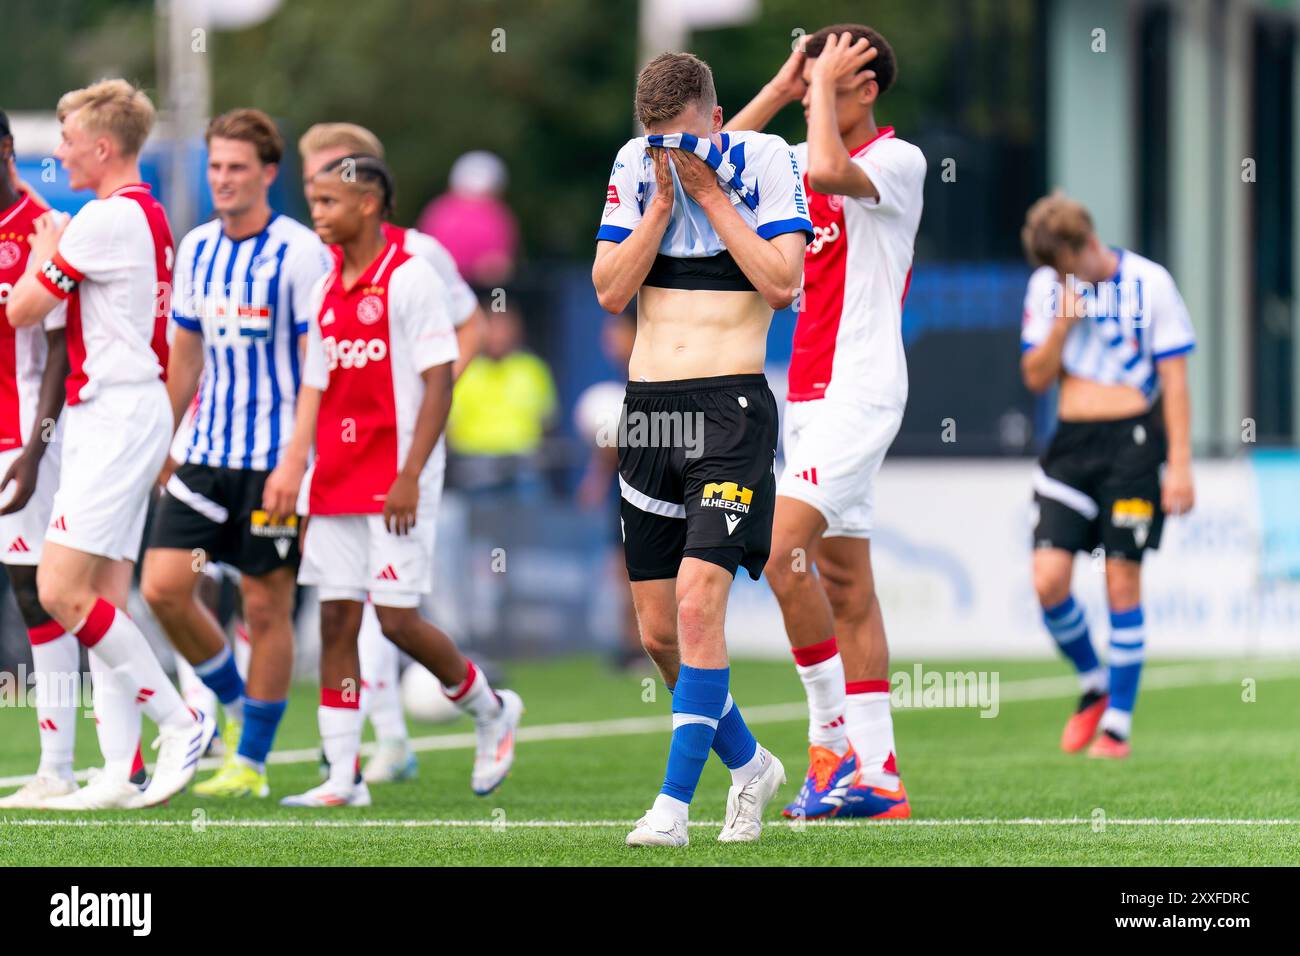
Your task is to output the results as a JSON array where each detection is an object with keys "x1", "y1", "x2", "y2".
[
  {"x1": 793, "y1": 644, "x2": 849, "y2": 754},
  {"x1": 652, "y1": 792, "x2": 689, "y2": 823},
  {"x1": 76, "y1": 599, "x2": 192, "y2": 730},
  {"x1": 319, "y1": 696, "x2": 363, "y2": 792},
  {"x1": 359, "y1": 606, "x2": 407, "y2": 742},
  {"x1": 845, "y1": 683, "x2": 900, "y2": 789},
  {"x1": 90, "y1": 651, "x2": 142, "y2": 785},
  {"x1": 30, "y1": 627, "x2": 79, "y2": 780},
  {"x1": 443, "y1": 660, "x2": 501, "y2": 723}
]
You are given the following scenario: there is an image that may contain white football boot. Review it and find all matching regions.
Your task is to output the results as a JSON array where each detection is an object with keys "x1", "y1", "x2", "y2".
[
  {"x1": 0, "y1": 774, "x2": 79, "y2": 809},
  {"x1": 626, "y1": 807, "x2": 690, "y2": 848},
  {"x1": 43, "y1": 769, "x2": 142, "y2": 810},
  {"x1": 363, "y1": 739, "x2": 419, "y2": 784},
  {"x1": 471, "y1": 689, "x2": 523, "y2": 796},
  {"x1": 130, "y1": 708, "x2": 218, "y2": 808},
  {"x1": 280, "y1": 780, "x2": 372, "y2": 808},
  {"x1": 717, "y1": 749, "x2": 786, "y2": 843}
]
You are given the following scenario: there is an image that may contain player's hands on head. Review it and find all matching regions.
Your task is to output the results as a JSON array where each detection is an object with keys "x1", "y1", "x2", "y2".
[
  {"x1": 1161, "y1": 462, "x2": 1194, "y2": 516},
  {"x1": 671, "y1": 149, "x2": 725, "y2": 206},
  {"x1": 0, "y1": 451, "x2": 40, "y2": 516},
  {"x1": 768, "y1": 44, "x2": 809, "y2": 102},
  {"x1": 28, "y1": 211, "x2": 68, "y2": 264},
  {"x1": 262, "y1": 459, "x2": 305, "y2": 520},
  {"x1": 383, "y1": 473, "x2": 419, "y2": 536},
  {"x1": 810, "y1": 31, "x2": 878, "y2": 92},
  {"x1": 646, "y1": 146, "x2": 675, "y2": 206}
]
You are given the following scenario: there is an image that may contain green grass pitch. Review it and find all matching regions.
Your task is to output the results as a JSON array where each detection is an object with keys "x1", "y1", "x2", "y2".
[{"x1": 1, "y1": 656, "x2": 1297, "y2": 866}]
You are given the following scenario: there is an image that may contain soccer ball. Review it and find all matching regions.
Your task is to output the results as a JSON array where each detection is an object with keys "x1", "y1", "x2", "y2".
[
  {"x1": 400, "y1": 664, "x2": 461, "y2": 724},
  {"x1": 573, "y1": 380, "x2": 625, "y2": 447}
]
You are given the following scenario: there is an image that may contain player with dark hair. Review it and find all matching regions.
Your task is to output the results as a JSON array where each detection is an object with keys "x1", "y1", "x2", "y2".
[
  {"x1": 264, "y1": 154, "x2": 522, "y2": 807},
  {"x1": 729, "y1": 24, "x2": 926, "y2": 819}
]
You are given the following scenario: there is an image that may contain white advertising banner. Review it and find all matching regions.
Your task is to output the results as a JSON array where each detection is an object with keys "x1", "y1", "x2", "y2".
[{"x1": 727, "y1": 459, "x2": 1300, "y2": 659}]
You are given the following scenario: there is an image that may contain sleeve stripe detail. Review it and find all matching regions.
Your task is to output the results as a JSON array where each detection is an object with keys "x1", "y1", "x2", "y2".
[
  {"x1": 757, "y1": 217, "x2": 814, "y2": 240},
  {"x1": 172, "y1": 314, "x2": 202, "y2": 332},
  {"x1": 596, "y1": 225, "x2": 633, "y2": 243},
  {"x1": 1153, "y1": 343, "x2": 1195, "y2": 361}
]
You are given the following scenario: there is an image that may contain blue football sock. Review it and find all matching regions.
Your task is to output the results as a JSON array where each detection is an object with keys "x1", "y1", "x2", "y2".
[
  {"x1": 664, "y1": 683, "x2": 758, "y2": 770},
  {"x1": 661, "y1": 664, "x2": 729, "y2": 805},
  {"x1": 711, "y1": 693, "x2": 758, "y2": 770},
  {"x1": 193, "y1": 644, "x2": 244, "y2": 715},
  {"x1": 1104, "y1": 607, "x2": 1145, "y2": 737},
  {"x1": 1042, "y1": 595, "x2": 1104, "y2": 689},
  {"x1": 238, "y1": 697, "x2": 287, "y2": 770}
]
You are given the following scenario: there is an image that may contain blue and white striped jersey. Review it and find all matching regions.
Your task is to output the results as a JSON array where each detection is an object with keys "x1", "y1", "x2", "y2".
[
  {"x1": 596, "y1": 130, "x2": 812, "y2": 257},
  {"x1": 1021, "y1": 249, "x2": 1196, "y2": 404},
  {"x1": 172, "y1": 213, "x2": 332, "y2": 470}
]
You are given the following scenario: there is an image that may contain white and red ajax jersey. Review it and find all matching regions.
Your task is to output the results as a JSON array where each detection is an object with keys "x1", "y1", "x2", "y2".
[
  {"x1": 36, "y1": 183, "x2": 174, "y2": 405},
  {"x1": 788, "y1": 129, "x2": 925, "y2": 408},
  {"x1": 0, "y1": 193, "x2": 66, "y2": 450},
  {"x1": 304, "y1": 238, "x2": 458, "y2": 516}
]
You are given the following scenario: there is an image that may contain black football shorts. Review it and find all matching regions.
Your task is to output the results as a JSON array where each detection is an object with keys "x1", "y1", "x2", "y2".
[
  {"x1": 617, "y1": 374, "x2": 778, "y2": 581},
  {"x1": 150, "y1": 463, "x2": 300, "y2": 576},
  {"x1": 1032, "y1": 402, "x2": 1167, "y2": 562}
]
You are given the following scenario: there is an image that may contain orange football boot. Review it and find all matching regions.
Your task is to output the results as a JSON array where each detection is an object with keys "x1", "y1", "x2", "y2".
[
  {"x1": 1061, "y1": 692, "x2": 1109, "y2": 753},
  {"x1": 1087, "y1": 732, "x2": 1131, "y2": 759}
]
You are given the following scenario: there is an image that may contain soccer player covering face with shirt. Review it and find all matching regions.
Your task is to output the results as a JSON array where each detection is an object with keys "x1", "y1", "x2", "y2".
[
  {"x1": 593, "y1": 53, "x2": 812, "y2": 847},
  {"x1": 263, "y1": 155, "x2": 521, "y2": 807},
  {"x1": 727, "y1": 26, "x2": 926, "y2": 820},
  {"x1": 1020, "y1": 193, "x2": 1195, "y2": 759}
]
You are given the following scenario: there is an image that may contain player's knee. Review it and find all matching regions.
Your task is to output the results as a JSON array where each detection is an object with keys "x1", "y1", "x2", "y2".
[
  {"x1": 375, "y1": 607, "x2": 419, "y2": 649},
  {"x1": 675, "y1": 587, "x2": 722, "y2": 647},
  {"x1": 1105, "y1": 562, "x2": 1141, "y2": 611},
  {"x1": 318, "y1": 601, "x2": 359, "y2": 645},
  {"x1": 638, "y1": 625, "x2": 676, "y2": 663},
  {"x1": 1032, "y1": 564, "x2": 1071, "y2": 608},
  {"x1": 763, "y1": 545, "x2": 806, "y2": 596},
  {"x1": 140, "y1": 571, "x2": 187, "y2": 618},
  {"x1": 35, "y1": 571, "x2": 80, "y2": 627}
]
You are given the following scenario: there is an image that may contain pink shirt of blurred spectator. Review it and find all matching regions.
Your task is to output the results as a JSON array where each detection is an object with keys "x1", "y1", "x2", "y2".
[{"x1": 417, "y1": 150, "x2": 519, "y2": 286}]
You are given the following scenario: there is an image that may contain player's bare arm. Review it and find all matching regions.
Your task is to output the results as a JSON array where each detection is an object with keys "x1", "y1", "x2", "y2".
[
  {"x1": 7, "y1": 212, "x2": 67, "y2": 328},
  {"x1": 262, "y1": 384, "x2": 322, "y2": 517},
  {"x1": 592, "y1": 149, "x2": 675, "y2": 313},
  {"x1": 453, "y1": 305, "x2": 485, "y2": 380},
  {"x1": 805, "y1": 33, "x2": 880, "y2": 198},
  {"x1": 384, "y1": 360, "x2": 454, "y2": 536},
  {"x1": 671, "y1": 149, "x2": 803, "y2": 309},
  {"x1": 0, "y1": 327, "x2": 69, "y2": 516},
  {"x1": 1158, "y1": 355, "x2": 1194, "y2": 515},
  {"x1": 724, "y1": 45, "x2": 809, "y2": 133},
  {"x1": 165, "y1": 327, "x2": 206, "y2": 431},
  {"x1": 1022, "y1": 283, "x2": 1083, "y2": 393}
]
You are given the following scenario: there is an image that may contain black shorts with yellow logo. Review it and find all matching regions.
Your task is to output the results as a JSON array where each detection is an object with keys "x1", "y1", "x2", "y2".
[
  {"x1": 617, "y1": 374, "x2": 778, "y2": 581},
  {"x1": 1032, "y1": 402, "x2": 1167, "y2": 562},
  {"x1": 150, "y1": 463, "x2": 300, "y2": 576}
]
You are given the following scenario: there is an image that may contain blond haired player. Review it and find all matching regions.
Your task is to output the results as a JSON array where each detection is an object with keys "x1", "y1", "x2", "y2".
[
  {"x1": 8, "y1": 79, "x2": 215, "y2": 809},
  {"x1": 298, "y1": 122, "x2": 483, "y2": 785}
]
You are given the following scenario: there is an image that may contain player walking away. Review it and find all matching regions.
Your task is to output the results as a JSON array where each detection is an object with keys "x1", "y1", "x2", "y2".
[
  {"x1": 298, "y1": 122, "x2": 484, "y2": 785},
  {"x1": 728, "y1": 26, "x2": 925, "y2": 819},
  {"x1": 140, "y1": 108, "x2": 332, "y2": 799},
  {"x1": 7, "y1": 79, "x2": 216, "y2": 809},
  {"x1": 593, "y1": 53, "x2": 811, "y2": 846},
  {"x1": 1020, "y1": 193, "x2": 1195, "y2": 758},
  {"x1": 263, "y1": 155, "x2": 521, "y2": 807},
  {"x1": 0, "y1": 108, "x2": 78, "y2": 808}
]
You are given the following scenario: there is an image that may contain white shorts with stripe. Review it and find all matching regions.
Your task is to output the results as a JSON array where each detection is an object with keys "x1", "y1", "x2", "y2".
[
  {"x1": 45, "y1": 381, "x2": 172, "y2": 561},
  {"x1": 776, "y1": 397, "x2": 903, "y2": 539},
  {"x1": 298, "y1": 465, "x2": 444, "y2": 608},
  {"x1": 0, "y1": 436, "x2": 62, "y2": 566}
]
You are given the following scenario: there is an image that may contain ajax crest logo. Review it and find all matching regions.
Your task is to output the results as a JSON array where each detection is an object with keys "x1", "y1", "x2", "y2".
[
  {"x1": 0, "y1": 240, "x2": 22, "y2": 270},
  {"x1": 357, "y1": 294, "x2": 384, "y2": 325}
]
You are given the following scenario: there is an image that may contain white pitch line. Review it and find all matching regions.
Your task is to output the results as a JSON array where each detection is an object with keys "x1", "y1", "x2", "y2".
[
  {"x1": 3, "y1": 817, "x2": 1300, "y2": 829},
  {"x1": 1, "y1": 658, "x2": 1296, "y2": 790}
]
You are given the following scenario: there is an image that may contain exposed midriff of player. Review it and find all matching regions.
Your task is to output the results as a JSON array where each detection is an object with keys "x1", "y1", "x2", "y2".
[
  {"x1": 592, "y1": 52, "x2": 812, "y2": 847},
  {"x1": 1019, "y1": 191, "x2": 1196, "y2": 760}
]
